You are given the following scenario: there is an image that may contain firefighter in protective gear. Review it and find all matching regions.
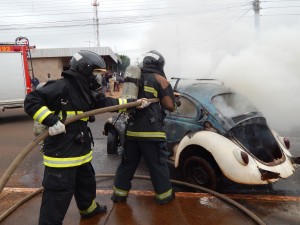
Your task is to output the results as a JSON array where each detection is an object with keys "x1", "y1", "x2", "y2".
[
  {"x1": 112, "y1": 50, "x2": 179, "y2": 205},
  {"x1": 24, "y1": 50, "x2": 139, "y2": 225}
]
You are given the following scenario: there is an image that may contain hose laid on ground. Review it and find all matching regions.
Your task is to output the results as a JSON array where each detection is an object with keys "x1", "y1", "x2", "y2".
[
  {"x1": 0, "y1": 98, "x2": 159, "y2": 193},
  {"x1": 96, "y1": 174, "x2": 266, "y2": 225},
  {"x1": 0, "y1": 174, "x2": 266, "y2": 225}
]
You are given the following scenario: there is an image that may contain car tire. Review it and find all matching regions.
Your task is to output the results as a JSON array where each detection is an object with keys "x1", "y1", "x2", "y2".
[
  {"x1": 182, "y1": 156, "x2": 218, "y2": 190},
  {"x1": 107, "y1": 128, "x2": 119, "y2": 154}
]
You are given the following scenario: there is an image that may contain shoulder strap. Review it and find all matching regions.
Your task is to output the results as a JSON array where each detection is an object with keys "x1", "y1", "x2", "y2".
[
  {"x1": 124, "y1": 76, "x2": 144, "y2": 87},
  {"x1": 53, "y1": 79, "x2": 70, "y2": 122}
]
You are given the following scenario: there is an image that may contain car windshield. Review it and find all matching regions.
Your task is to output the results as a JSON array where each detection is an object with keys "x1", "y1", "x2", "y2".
[{"x1": 212, "y1": 93, "x2": 258, "y2": 118}]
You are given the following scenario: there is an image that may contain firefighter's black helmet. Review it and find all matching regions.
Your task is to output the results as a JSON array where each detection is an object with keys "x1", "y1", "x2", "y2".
[
  {"x1": 142, "y1": 50, "x2": 166, "y2": 76},
  {"x1": 70, "y1": 50, "x2": 106, "y2": 77}
]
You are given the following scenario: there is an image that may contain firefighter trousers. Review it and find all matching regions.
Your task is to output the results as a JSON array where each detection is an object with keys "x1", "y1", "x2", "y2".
[
  {"x1": 38, "y1": 162, "x2": 96, "y2": 225},
  {"x1": 114, "y1": 140, "x2": 172, "y2": 195}
]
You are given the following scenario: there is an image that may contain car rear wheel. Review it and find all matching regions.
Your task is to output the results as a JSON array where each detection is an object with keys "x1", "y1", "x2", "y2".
[
  {"x1": 182, "y1": 156, "x2": 218, "y2": 190},
  {"x1": 107, "y1": 128, "x2": 119, "y2": 154}
]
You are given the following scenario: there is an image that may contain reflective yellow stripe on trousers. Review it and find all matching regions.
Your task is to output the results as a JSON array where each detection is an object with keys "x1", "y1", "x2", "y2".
[
  {"x1": 43, "y1": 150, "x2": 93, "y2": 168},
  {"x1": 156, "y1": 189, "x2": 173, "y2": 200},
  {"x1": 113, "y1": 185, "x2": 128, "y2": 197},
  {"x1": 79, "y1": 199, "x2": 97, "y2": 215}
]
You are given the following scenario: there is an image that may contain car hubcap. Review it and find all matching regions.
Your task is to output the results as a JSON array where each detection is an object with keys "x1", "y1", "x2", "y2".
[{"x1": 192, "y1": 167, "x2": 209, "y2": 185}]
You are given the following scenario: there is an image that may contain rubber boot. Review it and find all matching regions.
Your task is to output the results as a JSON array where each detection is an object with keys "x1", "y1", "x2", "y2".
[{"x1": 81, "y1": 203, "x2": 107, "y2": 219}]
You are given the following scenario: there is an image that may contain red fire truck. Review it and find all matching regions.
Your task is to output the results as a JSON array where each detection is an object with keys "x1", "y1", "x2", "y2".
[{"x1": 0, "y1": 37, "x2": 35, "y2": 111}]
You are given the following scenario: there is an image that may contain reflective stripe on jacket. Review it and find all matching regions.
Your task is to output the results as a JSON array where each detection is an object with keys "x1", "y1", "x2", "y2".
[
  {"x1": 33, "y1": 106, "x2": 52, "y2": 123},
  {"x1": 118, "y1": 98, "x2": 128, "y2": 112},
  {"x1": 126, "y1": 72, "x2": 167, "y2": 141},
  {"x1": 126, "y1": 131, "x2": 166, "y2": 139},
  {"x1": 43, "y1": 150, "x2": 93, "y2": 168},
  {"x1": 34, "y1": 109, "x2": 90, "y2": 123}
]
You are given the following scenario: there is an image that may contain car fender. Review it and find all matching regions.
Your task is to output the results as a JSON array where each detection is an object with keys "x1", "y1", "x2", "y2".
[
  {"x1": 174, "y1": 130, "x2": 277, "y2": 184},
  {"x1": 271, "y1": 129, "x2": 293, "y2": 157}
]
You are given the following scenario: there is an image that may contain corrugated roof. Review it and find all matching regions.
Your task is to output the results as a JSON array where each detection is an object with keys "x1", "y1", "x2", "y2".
[{"x1": 30, "y1": 47, "x2": 118, "y2": 63}]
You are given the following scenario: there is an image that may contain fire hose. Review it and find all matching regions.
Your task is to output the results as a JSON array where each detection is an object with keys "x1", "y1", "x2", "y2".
[
  {"x1": 0, "y1": 98, "x2": 159, "y2": 193},
  {"x1": 0, "y1": 98, "x2": 266, "y2": 225}
]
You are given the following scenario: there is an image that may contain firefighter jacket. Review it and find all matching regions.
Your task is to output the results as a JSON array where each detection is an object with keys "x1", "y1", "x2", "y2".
[
  {"x1": 24, "y1": 70, "x2": 132, "y2": 168},
  {"x1": 126, "y1": 72, "x2": 176, "y2": 142}
]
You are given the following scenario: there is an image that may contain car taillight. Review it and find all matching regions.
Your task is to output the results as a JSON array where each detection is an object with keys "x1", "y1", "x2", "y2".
[
  {"x1": 283, "y1": 137, "x2": 290, "y2": 149},
  {"x1": 233, "y1": 149, "x2": 249, "y2": 166}
]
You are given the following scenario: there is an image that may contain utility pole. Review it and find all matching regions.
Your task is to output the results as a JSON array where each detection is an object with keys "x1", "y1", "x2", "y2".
[
  {"x1": 253, "y1": 0, "x2": 260, "y2": 36},
  {"x1": 92, "y1": 0, "x2": 100, "y2": 47}
]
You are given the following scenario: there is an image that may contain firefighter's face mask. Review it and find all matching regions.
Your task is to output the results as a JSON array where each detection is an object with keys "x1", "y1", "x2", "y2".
[{"x1": 89, "y1": 72, "x2": 102, "y2": 92}]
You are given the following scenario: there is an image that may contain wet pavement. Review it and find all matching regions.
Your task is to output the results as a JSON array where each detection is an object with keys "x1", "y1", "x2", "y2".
[
  {"x1": 1, "y1": 188, "x2": 300, "y2": 225},
  {"x1": 0, "y1": 108, "x2": 300, "y2": 224}
]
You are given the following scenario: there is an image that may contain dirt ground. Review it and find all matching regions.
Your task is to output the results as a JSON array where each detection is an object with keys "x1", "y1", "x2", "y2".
[{"x1": 0, "y1": 188, "x2": 37, "y2": 216}]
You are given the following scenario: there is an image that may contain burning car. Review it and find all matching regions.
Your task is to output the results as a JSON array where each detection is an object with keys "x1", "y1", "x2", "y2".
[{"x1": 103, "y1": 78, "x2": 299, "y2": 190}]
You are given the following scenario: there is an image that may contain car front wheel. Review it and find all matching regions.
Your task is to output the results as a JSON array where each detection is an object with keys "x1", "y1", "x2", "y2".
[{"x1": 182, "y1": 156, "x2": 218, "y2": 190}]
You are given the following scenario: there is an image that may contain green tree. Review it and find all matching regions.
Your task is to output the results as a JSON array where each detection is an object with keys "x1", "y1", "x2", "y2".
[{"x1": 119, "y1": 55, "x2": 130, "y2": 72}]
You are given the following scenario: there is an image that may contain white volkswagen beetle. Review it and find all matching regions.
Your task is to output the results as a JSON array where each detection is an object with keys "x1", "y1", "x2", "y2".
[{"x1": 103, "y1": 78, "x2": 299, "y2": 190}]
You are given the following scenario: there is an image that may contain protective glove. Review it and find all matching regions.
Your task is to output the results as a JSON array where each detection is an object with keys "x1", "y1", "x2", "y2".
[
  {"x1": 49, "y1": 120, "x2": 66, "y2": 136},
  {"x1": 33, "y1": 121, "x2": 47, "y2": 136},
  {"x1": 137, "y1": 98, "x2": 151, "y2": 109}
]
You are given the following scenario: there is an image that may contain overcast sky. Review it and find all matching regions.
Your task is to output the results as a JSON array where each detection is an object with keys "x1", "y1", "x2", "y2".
[
  {"x1": 1, "y1": 0, "x2": 300, "y2": 130},
  {"x1": 1, "y1": 1, "x2": 299, "y2": 64}
]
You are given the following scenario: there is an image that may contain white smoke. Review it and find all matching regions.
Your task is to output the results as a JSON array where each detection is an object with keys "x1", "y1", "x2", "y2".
[
  {"x1": 214, "y1": 26, "x2": 300, "y2": 131},
  {"x1": 139, "y1": 5, "x2": 300, "y2": 132}
]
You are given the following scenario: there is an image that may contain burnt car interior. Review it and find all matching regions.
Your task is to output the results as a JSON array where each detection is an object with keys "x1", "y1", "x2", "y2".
[
  {"x1": 168, "y1": 96, "x2": 198, "y2": 119},
  {"x1": 231, "y1": 117, "x2": 283, "y2": 163},
  {"x1": 212, "y1": 93, "x2": 283, "y2": 163}
]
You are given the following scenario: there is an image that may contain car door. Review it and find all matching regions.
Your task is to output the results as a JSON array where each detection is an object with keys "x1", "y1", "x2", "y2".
[{"x1": 164, "y1": 95, "x2": 202, "y2": 143}]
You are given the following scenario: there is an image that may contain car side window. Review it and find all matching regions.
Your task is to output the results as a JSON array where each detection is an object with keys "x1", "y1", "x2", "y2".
[{"x1": 170, "y1": 96, "x2": 197, "y2": 118}]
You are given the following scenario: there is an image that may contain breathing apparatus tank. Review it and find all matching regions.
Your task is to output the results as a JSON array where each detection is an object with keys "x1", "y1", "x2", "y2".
[{"x1": 121, "y1": 66, "x2": 141, "y2": 99}]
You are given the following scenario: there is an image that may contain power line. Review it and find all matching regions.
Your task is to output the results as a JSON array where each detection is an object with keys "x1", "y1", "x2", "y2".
[
  {"x1": 185, "y1": 7, "x2": 252, "y2": 46},
  {"x1": 262, "y1": 0, "x2": 300, "y2": 2},
  {"x1": 261, "y1": 13, "x2": 300, "y2": 16},
  {"x1": 1, "y1": 0, "x2": 298, "y2": 54},
  {"x1": 0, "y1": 19, "x2": 94, "y2": 27},
  {"x1": 0, "y1": 2, "x2": 254, "y2": 29},
  {"x1": 0, "y1": 3, "x2": 252, "y2": 19},
  {"x1": 0, "y1": 11, "x2": 255, "y2": 31},
  {"x1": 262, "y1": 6, "x2": 300, "y2": 9}
]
